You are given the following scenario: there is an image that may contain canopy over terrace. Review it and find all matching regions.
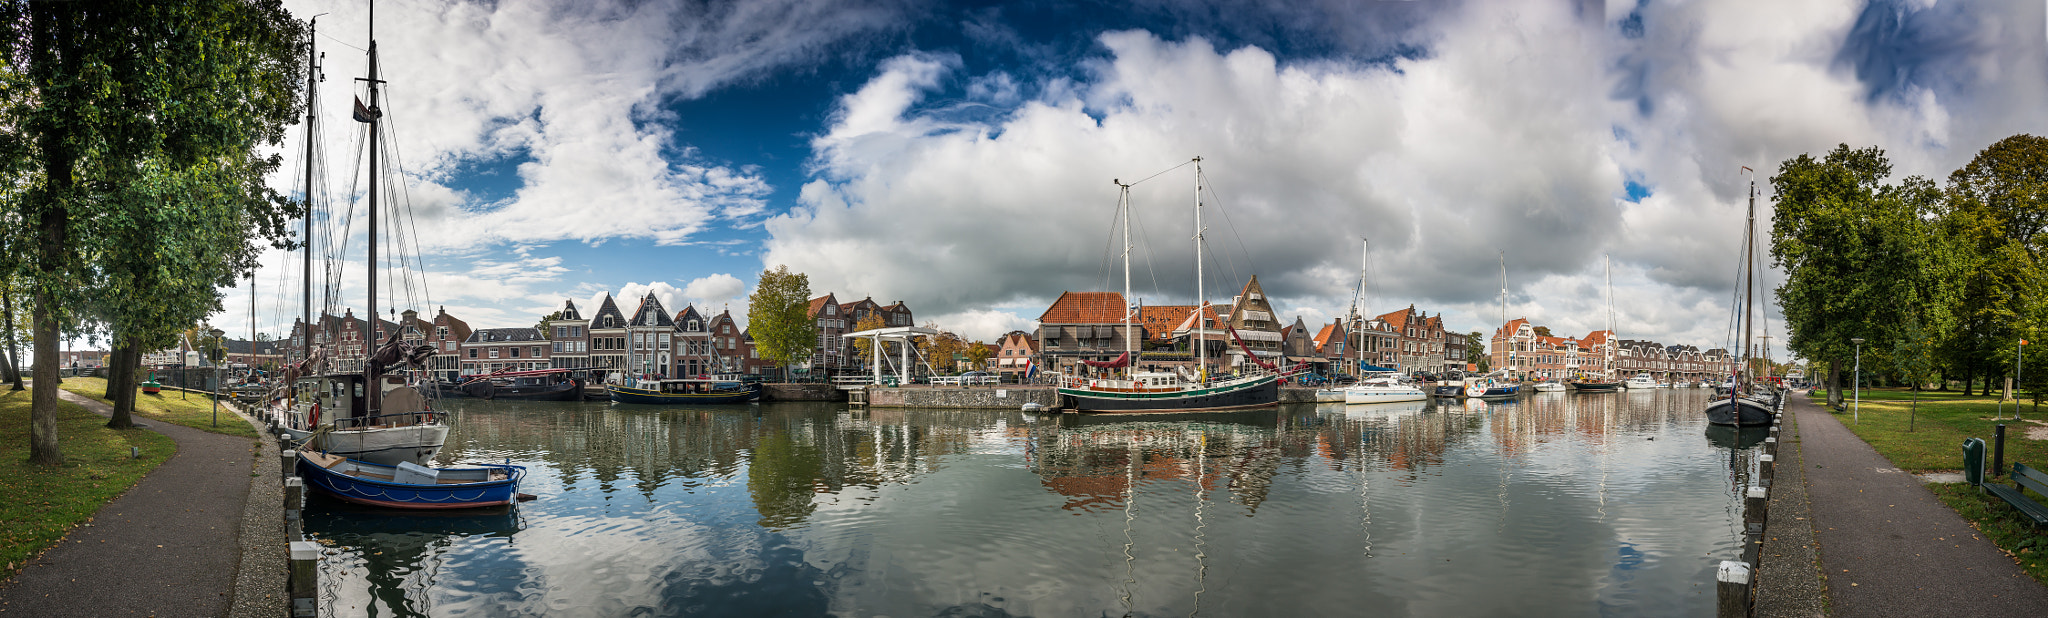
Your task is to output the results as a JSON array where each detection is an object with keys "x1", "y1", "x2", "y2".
[{"x1": 841, "y1": 325, "x2": 940, "y2": 385}]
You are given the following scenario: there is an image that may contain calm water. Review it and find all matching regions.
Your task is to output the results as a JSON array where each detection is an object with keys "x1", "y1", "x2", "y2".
[{"x1": 303, "y1": 389, "x2": 1768, "y2": 617}]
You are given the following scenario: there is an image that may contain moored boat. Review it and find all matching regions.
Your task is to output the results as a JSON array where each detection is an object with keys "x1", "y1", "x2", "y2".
[
  {"x1": 297, "y1": 450, "x2": 525, "y2": 510},
  {"x1": 608, "y1": 376, "x2": 762, "y2": 405},
  {"x1": 1533, "y1": 379, "x2": 1566, "y2": 392},
  {"x1": 1624, "y1": 373, "x2": 1658, "y2": 389},
  {"x1": 451, "y1": 368, "x2": 582, "y2": 401},
  {"x1": 1343, "y1": 373, "x2": 1427, "y2": 404},
  {"x1": 1707, "y1": 168, "x2": 1775, "y2": 427}
]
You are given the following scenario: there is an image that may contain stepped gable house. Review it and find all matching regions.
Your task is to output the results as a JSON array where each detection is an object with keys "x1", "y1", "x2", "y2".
[
  {"x1": 1379, "y1": 304, "x2": 1449, "y2": 376},
  {"x1": 587, "y1": 294, "x2": 628, "y2": 373}
]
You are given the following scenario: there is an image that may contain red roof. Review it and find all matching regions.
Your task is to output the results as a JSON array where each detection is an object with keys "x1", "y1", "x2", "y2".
[
  {"x1": 1138, "y1": 305, "x2": 1196, "y2": 340},
  {"x1": 1312, "y1": 321, "x2": 1342, "y2": 349},
  {"x1": 806, "y1": 294, "x2": 838, "y2": 318},
  {"x1": 1038, "y1": 291, "x2": 1127, "y2": 324}
]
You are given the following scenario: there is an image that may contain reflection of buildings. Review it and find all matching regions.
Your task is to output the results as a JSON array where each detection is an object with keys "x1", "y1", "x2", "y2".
[{"x1": 1023, "y1": 415, "x2": 1285, "y2": 513}]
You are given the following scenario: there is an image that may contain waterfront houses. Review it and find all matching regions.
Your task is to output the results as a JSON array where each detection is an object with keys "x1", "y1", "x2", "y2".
[
  {"x1": 546, "y1": 300, "x2": 591, "y2": 371},
  {"x1": 1377, "y1": 305, "x2": 1455, "y2": 376},
  {"x1": 588, "y1": 294, "x2": 629, "y2": 373},
  {"x1": 1220, "y1": 276, "x2": 1286, "y2": 370},
  {"x1": 625, "y1": 291, "x2": 676, "y2": 377},
  {"x1": 1491, "y1": 317, "x2": 1732, "y2": 383},
  {"x1": 993, "y1": 330, "x2": 1040, "y2": 378},
  {"x1": 1036, "y1": 291, "x2": 1140, "y2": 373},
  {"x1": 460, "y1": 328, "x2": 550, "y2": 375}
]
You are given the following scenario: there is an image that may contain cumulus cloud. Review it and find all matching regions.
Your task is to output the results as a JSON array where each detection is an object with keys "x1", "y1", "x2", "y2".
[{"x1": 763, "y1": 0, "x2": 2048, "y2": 346}]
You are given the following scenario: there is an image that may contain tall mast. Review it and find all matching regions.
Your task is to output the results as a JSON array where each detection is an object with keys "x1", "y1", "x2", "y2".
[
  {"x1": 1604, "y1": 254, "x2": 1614, "y2": 380},
  {"x1": 1499, "y1": 251, "x2": 1507, "y2": 375},
  {"x1": 1118, "y1": 179, "x2": 1133, "y2": 378},
  {"x1": 1193, "y1": 157, "x2": 1206, "y2": 382},
  {"x1": 1351, "y1": 237, "x2": 1367, "y2": 372},
  {"x1": 301, "y1": 16, "x2": 320, "y2": 367},
  {"x1": 1740, "y1": 169, "x2": 1757, "y2": 389},
  {"x1": 362, "y1": 4, "x2": 382, "y2": 410}
]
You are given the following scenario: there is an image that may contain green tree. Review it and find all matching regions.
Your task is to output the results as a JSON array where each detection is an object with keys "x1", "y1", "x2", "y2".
[
  {"x1": 1467, "y1": 331, "x2": 1488, "y2": 372},
  {"x1": 1943, "y1": 135, "x2": 2048, "y2": 396},
  {"x1": 534, "y1": 311, "x2": 562, "y2": 338},
  {"x1": 965, "y1": 342, "x2": 993, "y2": 371},
  {"x1": 0, "y1": 0, "x2": 307, "y2": 462},
  {"x1": 747, "y1": 266, "x2": 816, "y2": 378},
  {"x1": 1772, "y1": 145, "x2": 1960, "y2": 408},
  {"x1": 1531, "y1": 326, "x2": 1552, "y2": 338}
]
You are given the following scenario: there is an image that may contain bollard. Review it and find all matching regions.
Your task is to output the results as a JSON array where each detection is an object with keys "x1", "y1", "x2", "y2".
[
  {"x1": 289, "y1": 540, "x2": 320, "y2": 617},
  {"x1": 1763, "y1": 436, "x2": 1777, "y2": 458},
  {"x1": 1742, "y1": 529, "x2": 1765, "y2": 569},
  {"x1": 284, "y1": 476, "x2": 303, "y2": 512},
  {"x1": 1759, "y1": 454, "x2": 1775, "y2": 486},
  {"x1": 281, "y1": 450, "x2": 299, "y2": 480},
  {"x1": 1994, "y1": 424, "x2": 2006, "y2": 477},
  {"x1": 1743, "y1": 486, "x2": 1769, "y2": 527},
  {"x1": 1717, "y1": 560, "x2": 1753, "y2": 618}
]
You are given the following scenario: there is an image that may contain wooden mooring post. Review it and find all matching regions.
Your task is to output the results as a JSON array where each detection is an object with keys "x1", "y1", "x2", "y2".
[
  {"x1": 289, "y1": 540, "x2": 320, "y2": 617},
  {"x1": 281, "y1": 449, "x2": 299, "y2": 480},
  {"x1": 1717, "y1": 560, "x2": 1753, "y2": 618}
]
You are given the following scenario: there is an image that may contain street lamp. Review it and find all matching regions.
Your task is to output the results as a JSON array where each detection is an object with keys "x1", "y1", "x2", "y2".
[
  {"x1": 210, "y1": 327, "x2": 225, "y2": 428},
  {"x1": 1850, "y1": 337, "x2": 1865, "y2": 425}
]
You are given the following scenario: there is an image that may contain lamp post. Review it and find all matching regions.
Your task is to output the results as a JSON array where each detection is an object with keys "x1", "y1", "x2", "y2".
[
  {"x1": 210, "y1": 327, "x2": 225, "y2": 428},
  {"x1": 1850, "y1": 337, "x2": 1864, "y2": 425}
]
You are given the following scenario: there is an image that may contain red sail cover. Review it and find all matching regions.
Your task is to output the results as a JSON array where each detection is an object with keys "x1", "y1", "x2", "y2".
[
  {"x1": 1082, "y1": 352, "x2": 1131, "y2": 368},
  {"x1": 1225, "y1": 324, "x2": 1277, "y2": 371}
]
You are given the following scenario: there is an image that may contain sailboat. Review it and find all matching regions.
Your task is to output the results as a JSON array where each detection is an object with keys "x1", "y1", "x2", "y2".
[
  {"x1": 272, "y1": 12, "x2": 449, "y2": 465},
  {"x1": 1706, "y1": 168, "x2": 1776, "y2": 426},
  {"x1": 1571, "y1": 255, "x2": 1623, "y2": 392},
  {"x1": 1055, "y1": 158, "x2": 1282, "y2": 413},
  {"x1": 1334, "y1": 240, "x2": 1424, "y2": 404},
  {"x1": 1466, "y1": 254, "x2": 1521, "y2": 400}
]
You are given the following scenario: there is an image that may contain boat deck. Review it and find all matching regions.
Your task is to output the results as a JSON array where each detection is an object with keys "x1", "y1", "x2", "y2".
[{"x1": 303, "y1": 451, "x2": 508, "y2": 483}]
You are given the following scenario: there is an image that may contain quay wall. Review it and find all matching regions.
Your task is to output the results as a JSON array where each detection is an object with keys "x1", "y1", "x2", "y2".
[
  {"x1": 764, "y1": 383, "x2": 842, "y2": 402},
  {"x1": 1280, "y1": 387, "x2": 1319, "y2": 403},
  {"x1": 866, "y1": 386, "x2": 1058, "y2": 409}
]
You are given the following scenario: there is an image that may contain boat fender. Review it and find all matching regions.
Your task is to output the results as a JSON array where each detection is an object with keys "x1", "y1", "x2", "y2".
[{"x1": 516, "y1": 493, "x2": 537, "y2": 501}]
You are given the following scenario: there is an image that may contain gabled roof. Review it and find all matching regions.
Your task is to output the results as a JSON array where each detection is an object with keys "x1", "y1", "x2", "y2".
[
  {"x1": 673, "y1": 304, "x2": 704, "y2": 329},
  {"x1": 1492, "y1": 317, "x2": 1530, "y2": 340},
  {"x1": 807, "y1": 293, "x2": 840, "y2": 318},
  {"x1": 1171, "y1": 305, "x2": 1226, "y2": 335},
  {"x1": 591, "y1": 294, "x2": 627, "y2": 328},
  {"x1": 1581, "y1": 329, "x2": 1613, "y2": 346},
  {"x1": 1038, "y1": 291, "x2": 1127, "y2": 324},
  {"x1": 998, "y1": 331, "x2": 1039, "y2": 354},
  {"x1": 466, "y1": 327, "x2": 545, "y2": 343},
  {"x1": 1379, "y1": 305, "x2": 1422, "y2": 331},
  {"x1": 556, "y1": 299, "x2": 584, "y2": 321},
  {"x1": 629, "y1": 292, "x2": 673, "y2": 327},
  {"x1": 1312, "y1": 321, "x2": 1342, "y2": 349}
]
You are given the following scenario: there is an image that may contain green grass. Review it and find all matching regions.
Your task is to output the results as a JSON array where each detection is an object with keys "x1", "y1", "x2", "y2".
[
  {"x1": 0, "y1": 387, "x2": 174, "y2": 580},
  {"x1": 1929, "y1": 483, "x2": 2048, "y2": 584},
  {"x1": 1825, "y1": 388, "x2": 2048, "y2": 472},
  {"x1": 58, "y1": 377, "x2": 262, "y2": 439}
]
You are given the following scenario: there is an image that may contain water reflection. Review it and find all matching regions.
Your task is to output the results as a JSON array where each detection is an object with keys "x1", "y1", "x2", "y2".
[{"x1": 303, "y1": 390, "x2": 1759, "y2": 617}]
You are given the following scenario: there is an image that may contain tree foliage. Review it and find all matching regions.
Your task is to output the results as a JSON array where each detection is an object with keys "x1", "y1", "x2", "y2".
[
  {"x1": 849, "y1": 313, "x2": 885, "y2": 358},
  {"x1": 1943, "y1": 135, "x2": 2048, "y2": 394},
  {"x1": 747, "y1": 265, "x2": 816, "y2": 374},
  {"x1": 0, "y1": 0, "x2": 307, "y2": 461}
]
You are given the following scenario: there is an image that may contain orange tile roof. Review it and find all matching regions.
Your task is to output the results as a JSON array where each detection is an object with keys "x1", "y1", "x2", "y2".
[
  {"x1": 1138, "y1": 305, "x2": 1196, "y2": 340},
  {"x1": 1313, "y1": 322, "x2": 1342, "y2": 349},
  {"x1": 1493, "y1": 317, "x2": 1529, "y2": 339},
  {"x1": 1038, "y1": 291, "x2": 1127, "y2": 324}
]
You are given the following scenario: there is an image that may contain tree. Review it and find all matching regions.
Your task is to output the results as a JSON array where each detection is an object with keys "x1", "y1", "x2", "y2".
[
  {"x1": 965, "y1": 342, "x2": 993, "y2": 371},
  {"x1": 747, "y1": 266, "x2": 816, "y2": 378},
  {"x1": 534, "y1": 311, "x2": 562, "y2": 338},
  {"x1": 849, "y1": 313, "x2": 886, "y2": 359},
  {"x1": 1531, "y1": 326, "x2": 1552, "y2": 338},
  {"x1": 1467, "y1": 331, "x2": 1488, "y2": 372},
  {"x1": 1771, "y1": 145, "x2": 1957, "y2": 409},
  {"x1": 1943, "y1": 135, "x2": 2048, "y2": 396},
  {"x1": 918, "y1": 328, "x2": 966, "y2": 373},
  {"x1": 0, "y1": 0, "x2": 307, "y2": 462}
]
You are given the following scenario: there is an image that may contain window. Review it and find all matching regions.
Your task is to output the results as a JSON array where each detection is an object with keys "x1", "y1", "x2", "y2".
[
  {"x1": 721, "y1": 325, "x2": 730, "y2": 334},
  {"x1": 826, "y1": 305, "x2": 836, "y2": 316},
  {"x1": 532, "y1": 346, "x2": 543, "y2": 357},
  {"x1": 510, "y1": 347, "x2": 520, "y2": 358},
  {"x1": 488, "y1": 348, "x2": 499, "y2": 359},
  {"x1": 554, "y1": 341, "x2": 563, "y2": 353},
  {"x1": 688, "y1": 320, "x2": 700, "y2": 332},
  {"x1": 436, "y1": 326, "x2": 448, "y2": 339},
  {"x1": 604, "y1": 316, "x2": 615, "y2": 328},
  {"x1": 660, "y1": 333, "x2": 671, "y2": 350}
]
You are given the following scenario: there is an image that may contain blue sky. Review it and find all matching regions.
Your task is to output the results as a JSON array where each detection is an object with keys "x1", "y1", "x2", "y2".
[{"x1": 211, "y1": 0, "x2": 2048, "y2": 353}]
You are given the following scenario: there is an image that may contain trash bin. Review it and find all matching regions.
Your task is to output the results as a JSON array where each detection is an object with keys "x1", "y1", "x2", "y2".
[{"x1": 1963, "y1": 437, "x2": 1986, "y2": 487}]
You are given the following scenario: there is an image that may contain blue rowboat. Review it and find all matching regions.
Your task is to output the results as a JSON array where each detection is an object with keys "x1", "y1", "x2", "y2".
[
  {"x1": 608, "y1": 380, "x2": 762, "y2": 405},
  {"x1": 298, "y1": 450, "x2": 525, "y2": 510}
]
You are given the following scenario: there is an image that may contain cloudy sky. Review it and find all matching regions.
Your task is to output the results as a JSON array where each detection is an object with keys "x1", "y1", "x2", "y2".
[{"x1": 213, "y1": 0, "x2": 2047, "y2": 354}]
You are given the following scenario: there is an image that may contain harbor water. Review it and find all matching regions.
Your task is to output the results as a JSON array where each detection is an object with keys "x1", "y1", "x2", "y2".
[{"x1": 303, "y1": 389, "x2": 1765, "y2": 617}]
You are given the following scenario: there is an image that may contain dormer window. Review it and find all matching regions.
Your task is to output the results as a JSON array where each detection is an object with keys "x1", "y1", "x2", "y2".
[
  {"x1": 689, "y1": 320, "x2": 700, "y2": 332},
  {"x1": 605, "y1": 316, "x2": 615, "y2": 328}
]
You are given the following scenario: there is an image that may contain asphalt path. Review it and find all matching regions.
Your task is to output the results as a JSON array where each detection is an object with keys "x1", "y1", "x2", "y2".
[
  {"x1": 0, "y1": 388, "x2": 258, "y2": 617},
  {"x1": 1796, "y1": 391, "x2": 2048, "y2": 616}
]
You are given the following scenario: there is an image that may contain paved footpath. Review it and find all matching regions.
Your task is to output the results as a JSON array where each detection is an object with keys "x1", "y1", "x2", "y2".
[
  {"x1": 1794, "y1": 391, "x2": 2048, "y2": 616},
  {"x1": 0, "y1": 388, "x2": 262, "y2": 617}
]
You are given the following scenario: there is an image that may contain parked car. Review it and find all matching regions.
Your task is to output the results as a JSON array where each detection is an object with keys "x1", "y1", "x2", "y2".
[
  {"x1": 1330, "y1": 373, "x2": 1357, "y2": 385},
  {"x1": 1294, "y1": 373, "x2": 1328, "y2": 386}
]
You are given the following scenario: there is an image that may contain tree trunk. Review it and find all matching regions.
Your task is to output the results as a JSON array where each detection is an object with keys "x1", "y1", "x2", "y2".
[
  {"x1": 29, "y1": 298, "x2": 63, "y2": 466},
  {"x1": 2, "y1": 280, "x2": 17, "y2": 390},
  {"x1": 103, "y1": 337, "x2": 128, "y2": 400},
  {"x1": 106, "y1": 344, "x2": 136, "y2": 429},
  {"x1": 1827, "y1": 360, "x2": 1844, "y2": 408}
]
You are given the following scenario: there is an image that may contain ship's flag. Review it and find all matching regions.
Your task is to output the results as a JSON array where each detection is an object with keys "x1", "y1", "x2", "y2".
[
  {"x1": 1025, "y1": 360, "x2": 1037, "y2": 381},
  {"x1": 353, "y1": 97, "x2": 375, "y2": 123}
]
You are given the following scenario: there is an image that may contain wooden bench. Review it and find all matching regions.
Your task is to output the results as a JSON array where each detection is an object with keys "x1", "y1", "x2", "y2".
[{"x1": 1984, "y1": 462, "x2": 2048, "y2": 526}]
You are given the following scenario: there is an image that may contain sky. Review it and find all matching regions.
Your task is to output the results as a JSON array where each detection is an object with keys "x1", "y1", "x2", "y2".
[{"x1": 203, "y1": 0, "x2": 2048, "y2": 355}]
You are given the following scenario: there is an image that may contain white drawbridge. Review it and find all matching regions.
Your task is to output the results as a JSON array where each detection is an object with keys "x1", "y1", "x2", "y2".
[{"x1": 840, "y1": 325, "x2": 940, "y2": 387}]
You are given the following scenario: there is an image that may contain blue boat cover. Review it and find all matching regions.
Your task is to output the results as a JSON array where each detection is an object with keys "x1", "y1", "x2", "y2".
[{"x1": 1356, "y1": 363, "x2": 1396, "y2": 373}]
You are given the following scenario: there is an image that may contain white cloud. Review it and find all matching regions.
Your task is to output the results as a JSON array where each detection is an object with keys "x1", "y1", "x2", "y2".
[{"x1": 762, "y1": 0, "x2": 2048, "y2": 349}]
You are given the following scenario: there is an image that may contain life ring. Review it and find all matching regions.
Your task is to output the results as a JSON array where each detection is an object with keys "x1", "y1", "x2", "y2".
[{"x1": 309, "y1": 402, "x2": 321, "y2": 427}]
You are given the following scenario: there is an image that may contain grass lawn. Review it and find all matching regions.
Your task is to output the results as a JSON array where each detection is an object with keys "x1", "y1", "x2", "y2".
[
  {"x1": 0, "y1": 387, "x2": 174, "y2": 579},
  {"x1": 1816, "y1": 387, "x2": 2048, "y2": 586},
  {"x1": 1821, "y1": 387, "x2": 2048, "y2": 472},
  {"x1": 58, "y1": 377, "x2": 261, "y2": 440}
]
